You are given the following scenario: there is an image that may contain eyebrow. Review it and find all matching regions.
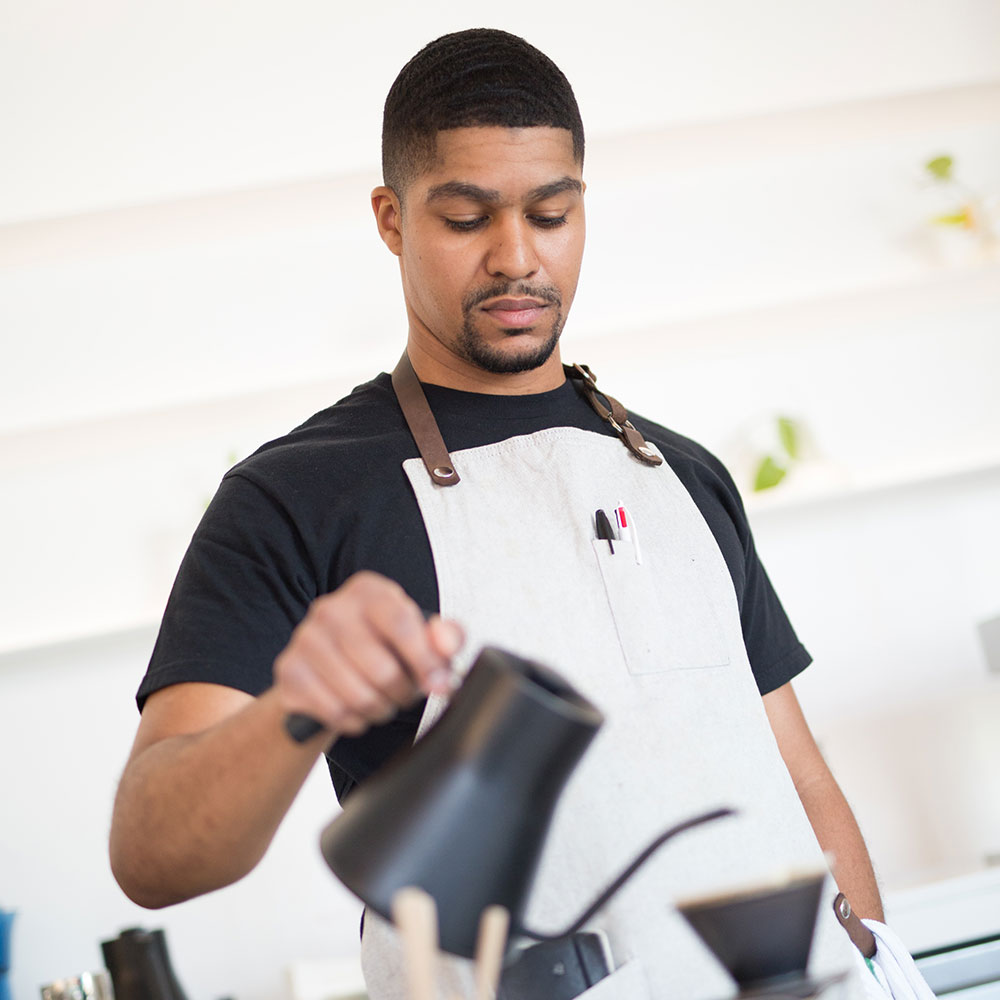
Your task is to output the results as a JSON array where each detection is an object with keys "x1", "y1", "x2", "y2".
[{"x1": 424, "y1": 176, "x2": 582, "y2": 206}]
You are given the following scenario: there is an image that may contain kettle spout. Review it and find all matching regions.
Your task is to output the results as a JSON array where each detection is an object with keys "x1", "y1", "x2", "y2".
[{"x1": 519, "y1": 806, "x2": 737, "y2": 943}]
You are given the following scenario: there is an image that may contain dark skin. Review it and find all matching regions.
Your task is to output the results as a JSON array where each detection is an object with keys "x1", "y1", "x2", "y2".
[{"x1": 110, "y1": 126, "x2": 882, "y2": 920}]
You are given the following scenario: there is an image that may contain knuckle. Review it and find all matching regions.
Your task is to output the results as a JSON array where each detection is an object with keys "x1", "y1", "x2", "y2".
[
  {"x1": 384, "y1": 608, "x2": 419, "y2": 643},
  {"x1": 355, "y1": 688, "x2": 390, "y2": 719},
  {"x1": 366, "y1": 655, "x2": 404, "y2": 690},
  {"x1": 364, "y1": 571, "x2": 408, "y2": 604},
  {"x1": 349, "y1": 570, "x2": 395, "y2": 595},
  {"x1": 309, "y1": 595, "x2": 343, "y2": 629},
  {"x1": 274, "y1": 650, "x2": 306, "y2": 688},
  {"x1": 288, "y1": 628, "x2": 326, "y2": 667}
]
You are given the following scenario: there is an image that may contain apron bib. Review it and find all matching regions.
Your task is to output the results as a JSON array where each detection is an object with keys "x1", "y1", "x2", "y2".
[{"x1": 361, "y1": 421, "x2": 864, "y2": 1000}]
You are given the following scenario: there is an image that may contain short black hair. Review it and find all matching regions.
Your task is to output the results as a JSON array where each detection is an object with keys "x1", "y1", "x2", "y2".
[{"x1": 382, "y1": 28, "x2": 584, "y2": 198}]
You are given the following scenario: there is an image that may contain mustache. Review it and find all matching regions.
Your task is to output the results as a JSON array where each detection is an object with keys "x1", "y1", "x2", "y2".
[{"x1": 462, "y1": 282, "x2": 562, "y2": 312}]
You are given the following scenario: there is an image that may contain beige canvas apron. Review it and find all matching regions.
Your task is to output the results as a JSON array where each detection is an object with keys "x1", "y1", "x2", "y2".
[{"x1": 361, "y1": 390, "x2": 865, "y2": 1000}]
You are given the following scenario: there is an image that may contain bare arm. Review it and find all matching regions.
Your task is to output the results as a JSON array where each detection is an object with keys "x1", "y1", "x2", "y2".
[
  {"x1": 763, "y1": 681, "x2": 884, "y2": 920},
  {"x1": 109, "y1": 572, "x2": 462, "y2": 908}
]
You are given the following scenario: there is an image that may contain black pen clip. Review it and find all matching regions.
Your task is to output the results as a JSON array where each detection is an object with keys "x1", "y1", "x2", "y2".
[{"x1": 595, "y1": 509, "x2": 616, "y2": 554}]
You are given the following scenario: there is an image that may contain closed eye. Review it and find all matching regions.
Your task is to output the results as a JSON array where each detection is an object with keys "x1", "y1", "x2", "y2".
[
  {"x1": 530, "y1": 214, "x2": 568, "y2": 228},
  {"x1": 444, "y1": 214, "x2": 568, "y2": 232},
  {"x1": 444, "y1": 217, "x2": 488, "y2": 232}
]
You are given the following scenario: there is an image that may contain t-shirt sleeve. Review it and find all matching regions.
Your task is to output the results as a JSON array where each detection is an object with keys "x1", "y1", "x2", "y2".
[
  {"x1": 136, "y1": 471, "x2": 318, "y2": 710},
  {"x1": 738, "y1": 546, "x2": 811, "y2": 694},
  {"x1": 699, "y1": 450, "x2": 811, "y2": 694}
]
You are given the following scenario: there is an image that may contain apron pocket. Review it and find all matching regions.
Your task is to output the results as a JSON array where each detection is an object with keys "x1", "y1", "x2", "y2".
[{"x1": 592, "y1": 539, "x2": 731, "y2": 675}]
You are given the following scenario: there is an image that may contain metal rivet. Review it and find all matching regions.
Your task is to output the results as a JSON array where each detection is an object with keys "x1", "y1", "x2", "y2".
[
  {"x1": 433, "y1": 466, "x2": 455, "y2": 479},
  {"x1": 838, "y1": 898, "x2": 851, "y2": 920},
  {"x1": 639, "y1": 447, "x2": 654, "y2": 457},
  {"x1": 552, "y1": 962, "x2": 566, "y2": 976}
]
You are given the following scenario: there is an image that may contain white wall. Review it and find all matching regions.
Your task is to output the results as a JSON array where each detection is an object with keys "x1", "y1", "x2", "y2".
[{"x1": 2, "y1": 2, "x2": 999, "y2": 997}]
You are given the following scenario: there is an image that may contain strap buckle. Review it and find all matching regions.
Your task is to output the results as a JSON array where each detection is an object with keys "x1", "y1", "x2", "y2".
[{"x1": 566, "y1": 364, "x2": 663, "y2": 467}]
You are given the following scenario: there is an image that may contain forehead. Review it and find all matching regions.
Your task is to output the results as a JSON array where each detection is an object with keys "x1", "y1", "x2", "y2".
[{"x1": 412, "y1": 126, "x2": 580, "y2": 199}]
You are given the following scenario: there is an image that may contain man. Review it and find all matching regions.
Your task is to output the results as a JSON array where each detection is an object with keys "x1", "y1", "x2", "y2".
[{"x1": 111, "y1": 28, "x2": 883, "y2": 999}]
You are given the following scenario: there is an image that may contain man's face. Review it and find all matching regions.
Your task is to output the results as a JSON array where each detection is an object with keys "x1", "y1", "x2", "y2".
[{"x1": 378, "y1": 127, "x2": 585, "y2": 381}]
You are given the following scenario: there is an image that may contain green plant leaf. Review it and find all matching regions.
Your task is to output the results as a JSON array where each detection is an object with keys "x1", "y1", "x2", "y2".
[
  {"x1": 777, "y1": 416, "x2": 800, "y2": 460},
  {"x1": 932, "y1": 209, "x2": 970, "y2": 227},
  {"x1": 925, "y1": 155, "x2": 953, "y2": 181},
  {"x1": 754, "y1": 455, "x2": 787, "y2": 492}
]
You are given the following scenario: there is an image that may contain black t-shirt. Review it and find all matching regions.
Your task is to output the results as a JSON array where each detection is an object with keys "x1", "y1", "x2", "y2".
[{"x1": 138, "y1": 372, "x2": 810, "y2": 802}]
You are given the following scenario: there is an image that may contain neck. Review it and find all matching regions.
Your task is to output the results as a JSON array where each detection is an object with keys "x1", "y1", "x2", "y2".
[{"x1": 405, "y1": 335, "x2": 566, "y2": 395}]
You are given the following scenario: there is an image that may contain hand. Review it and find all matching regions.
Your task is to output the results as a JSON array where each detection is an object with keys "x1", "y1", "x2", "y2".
[{"x1": 273, "y1": 572, "x2": 463, "y2": 738}]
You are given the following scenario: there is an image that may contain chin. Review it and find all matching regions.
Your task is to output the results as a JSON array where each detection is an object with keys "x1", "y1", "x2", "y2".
[
  {"x1": 470, "y1": 339, "x2": 560, "y2": 375},
  {"x1": 459, "y1": 320, "x2": 563, "y2": 376}
]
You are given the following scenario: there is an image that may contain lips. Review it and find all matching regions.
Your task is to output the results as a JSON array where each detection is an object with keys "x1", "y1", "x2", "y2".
[{"x1": 481, "y1": 297, "x2": 549, "y2": 329}]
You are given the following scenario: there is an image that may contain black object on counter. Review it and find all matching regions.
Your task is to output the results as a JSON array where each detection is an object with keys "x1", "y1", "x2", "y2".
[
  {"x1": 101, "y1": 927, "x2": 190, "y2": 1000},
  {"x1": 677, "y1": 872, "x2": 827, "y2": 990},
  {"x1": 320, "y1": 645, "x2": 735, "y2": 958},
  {"x1": 497, "y1": 933, "x2": 611, "y2": 1000}
]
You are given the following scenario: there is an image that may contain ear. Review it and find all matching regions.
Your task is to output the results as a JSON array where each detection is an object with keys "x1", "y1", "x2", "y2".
[{"x1": 371, "y1": 186, "x2": 403, "y2": 257}]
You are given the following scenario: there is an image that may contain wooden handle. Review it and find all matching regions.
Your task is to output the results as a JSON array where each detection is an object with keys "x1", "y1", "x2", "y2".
[
  {"x1": 474, "y1": 905, "x2": 510, "y2": 1000},
  {"x1": 392, "y1": 887, "x2": 440, "y2": 1000}
]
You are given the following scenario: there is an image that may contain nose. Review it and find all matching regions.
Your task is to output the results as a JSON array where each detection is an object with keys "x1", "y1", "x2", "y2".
[{"x1": 485, "y1": 213, "x2": 539, "y2": 280}]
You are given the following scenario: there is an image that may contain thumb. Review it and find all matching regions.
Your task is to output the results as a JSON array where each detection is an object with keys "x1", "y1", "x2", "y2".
[{"x1": 427, "y1": 615, "x2": 464, "y2": 659}]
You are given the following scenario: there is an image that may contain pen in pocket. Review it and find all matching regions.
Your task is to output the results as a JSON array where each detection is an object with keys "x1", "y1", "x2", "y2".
[
  {"x1": 615, "y1": 504, "x2": 641, "y2": 564},
  {"x1": 595, "y1": 509, "x2": 616, "y2": 554}
]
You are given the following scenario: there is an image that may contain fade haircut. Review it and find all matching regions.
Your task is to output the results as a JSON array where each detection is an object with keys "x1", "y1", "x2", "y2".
[{"x1": 382, "y1": 28, "x2": 585, "y2": 200}]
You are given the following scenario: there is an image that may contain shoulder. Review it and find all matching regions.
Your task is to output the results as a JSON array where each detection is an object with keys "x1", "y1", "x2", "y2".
[
  {"x1": 223, "y1": 373, "x2": 412, "y2": 501},
  {"x1": 630, "y1": 411, "x2": 750, "y2": 539}
]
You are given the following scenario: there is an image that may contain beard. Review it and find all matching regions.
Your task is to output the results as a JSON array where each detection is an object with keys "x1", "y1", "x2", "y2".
[{"x1": 455, "y1": 282, "x2": 565, "y2": 375}]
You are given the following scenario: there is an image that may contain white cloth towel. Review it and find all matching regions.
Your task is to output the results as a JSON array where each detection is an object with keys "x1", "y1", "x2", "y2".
[{"x1": 849, "y1": 919, "x2": 937, "y2": 1000}]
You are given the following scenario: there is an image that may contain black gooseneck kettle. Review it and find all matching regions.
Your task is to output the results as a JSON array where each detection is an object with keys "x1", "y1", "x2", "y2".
[{"x1": 320, "y1": 646, "x2": 734, "y2": 958}]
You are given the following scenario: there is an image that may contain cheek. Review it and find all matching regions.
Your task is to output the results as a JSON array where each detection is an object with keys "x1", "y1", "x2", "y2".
[
  {"x1": 549, "y1": 232, "x2": 585, "y2": 288},
  {"x1": 403, "y1": 250, "x2": 464, "y2": 318}
]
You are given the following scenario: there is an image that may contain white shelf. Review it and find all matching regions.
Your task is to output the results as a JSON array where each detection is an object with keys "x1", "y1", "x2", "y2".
[
  {"x1": 0, "y1": 368, "x2": 369, "y2": 469},
  {"x1": 576, "y1": 256, "x2": 1000, "y2": 351},
  {"x1": 746, "y1": 450, "x2": 1000, "y2": 517},
  {"x1": 0, "y1": 621, "x2": 158, "y2": 667},
  {"x1": 585, "y1": 79, "x2": 1000, "y2": 182},
  {"x1": 887, "y1": 866, "x2": 1000, "y2": 953}
]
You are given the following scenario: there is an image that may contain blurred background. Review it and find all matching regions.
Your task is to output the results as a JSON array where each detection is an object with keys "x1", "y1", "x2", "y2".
[{"x1": 2, "y1": 1, "x2": 999, "y2": 997}]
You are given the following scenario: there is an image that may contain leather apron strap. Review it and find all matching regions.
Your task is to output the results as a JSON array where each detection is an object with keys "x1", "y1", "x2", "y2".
[
  {"x1": 833, "y1": 893, "x2": 878, "y2": 960},
  {"x1": 565, "y1": 363, "x2": 663, "y2": 467},
  {"x1": 391, "y1": 352, "x2": 460, "y2": 487},
  {"x1": 391, "y1": 353, "x2": 663, "y2": 486}
]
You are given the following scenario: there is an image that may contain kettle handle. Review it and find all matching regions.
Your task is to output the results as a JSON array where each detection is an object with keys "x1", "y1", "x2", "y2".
[{"x1": 518, "y1": 806, "x2": 737, "y2": 943}]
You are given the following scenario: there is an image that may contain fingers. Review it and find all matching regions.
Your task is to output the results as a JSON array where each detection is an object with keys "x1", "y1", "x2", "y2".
[
  {"x1": 364, "y1": 591, "x2": 453, "y2": 694},
  {"x1": 273, "y1": 572, "x2": 464, "y2": 739},
  {"x1": 427, "y1": 615, "x2": 464, "y2": 661}
]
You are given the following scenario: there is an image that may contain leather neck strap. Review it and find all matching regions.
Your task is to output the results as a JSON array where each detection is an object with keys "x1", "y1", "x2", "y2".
[
  {"x1": 391, "y1": 353, "x2": 663, "y2": 487},
  {"x1": 564, "y1": 363, "x2": 663, "y2": 467},
  {"x1": 391, "y1": 352, "x2": 460, "y2": 487}
]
